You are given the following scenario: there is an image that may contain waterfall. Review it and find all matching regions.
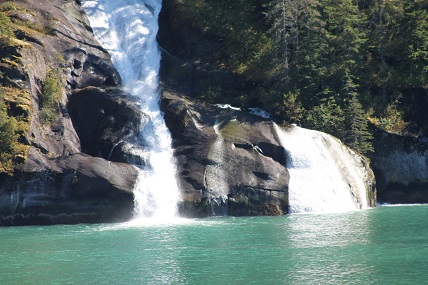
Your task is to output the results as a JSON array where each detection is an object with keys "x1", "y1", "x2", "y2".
[
  {"x1": 274, "y1": 124, "x2": 368, "y2": 213},
  {"x1": 82, "y1": 0, "x2": 179, "y2": 219},
  {"x1": 204, "y1": 121, "x2": 228, "y2": 216}
]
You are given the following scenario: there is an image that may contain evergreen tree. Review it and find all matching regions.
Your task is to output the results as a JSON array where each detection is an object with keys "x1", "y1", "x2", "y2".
[
  {"x1": 342, "y1": 72, "x2": 373, "y2": 155},
  {"x1": 292, "y1": 0, "x2": 328, "y2": 106},
  {"x1": 322, "y1": 0, "x2": 367, "y2": 92},
  {"x1": 267, "y1": 0, "x2": 323, "y2": 88},
  {"x1": 396, "y1": 0, "x2": 428, "y2": 87},
  {"x1": 364, "y1": 0, "x2": 404, "y2": 98},
  {"x1": 304, "y1": 96, "x2": 345, "y2": 138}
]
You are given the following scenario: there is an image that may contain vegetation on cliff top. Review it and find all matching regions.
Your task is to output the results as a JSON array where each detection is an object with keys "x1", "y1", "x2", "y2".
[{"x1": 169, "y1": 0, "x2": 428, "y2": 156}]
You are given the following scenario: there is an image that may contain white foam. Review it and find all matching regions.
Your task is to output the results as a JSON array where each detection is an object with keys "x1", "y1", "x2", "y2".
[
  {"x1": 82, "y1": 0, "x2": 179, "y2": 219},
  {"x1": 275, "y1": 124, "x2": 369, "y2": 213}
]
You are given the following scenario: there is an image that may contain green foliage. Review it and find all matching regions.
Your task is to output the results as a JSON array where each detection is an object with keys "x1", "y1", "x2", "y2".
[
  {"x1": 0, "y1": 2, "x2": 26, "y2": 12},
  {"x1": 368, "y1": 97, "x2": 406, "y2": 134},
  {"x1": 0, "y1": 5, "x2": 31, "y2": 172},
  {"x1": 177, "y1": 0, "x2": 273, "y2": 79},
  {"x1": 279, "y1": 92, "x2": 304, "y2": 124},
  {"x1": 267, "y1": 0, "x2": 324, "y2": 86},
  {"x1": 263, "y1": 0, "x2": 427, "y2": 154},
  {"x1": 261, "y1": 91, "x2": 303, "y2": 123},
  {"x1": 341, "y1": 73, "x2": 374, "y2": 154},
  {"x1": 0, "y1": 87, "x2": 31, "y2": 173},
  {"x1": 0, "y1": 11, "x2": 14, "y2": 46},
  {"x1": 56, "y1": 53, "x2": 65, "y2": 64},
  {"x1": 304, "y1": 97, "x2": 345, "y2": 139},
  {"x1": 203, "y1": 86, "x2": 223, "y2": 103},
  {"x1": 40, "y1": 69, "x2": 62, "y2": 124},
  {"x1": 172, "y1": 0, "x2": 428, "y2": 153},
  {"x1": 0, "y1": 96, "x2": 19, "y2": 172},
  {"x1": 0, "y1": 97, "x2": 18, "y2": 147},
  {"x1": 0, "y1": 1, "x2": 57, "y2": 37}
]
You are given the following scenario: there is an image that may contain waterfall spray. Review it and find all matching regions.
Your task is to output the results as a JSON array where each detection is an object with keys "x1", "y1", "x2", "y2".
[{"x1": 82, "y1": 0, "x2": 179, "y2": 219}]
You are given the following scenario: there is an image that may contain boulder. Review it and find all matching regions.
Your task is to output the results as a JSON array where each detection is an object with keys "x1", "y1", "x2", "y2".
[
  {"x1": 162, "y1": 90, "x2": 289, "y2": 217},
  {"x1": 0, "y1": 152, "x2": 138, "y2": 226}
]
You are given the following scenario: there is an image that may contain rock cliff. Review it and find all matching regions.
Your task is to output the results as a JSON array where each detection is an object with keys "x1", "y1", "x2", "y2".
[
  {"x1": 156, "y1": 0, "x2": 427, "y2": 208},
  {"x1": 0, "y1": 0, "x2": 383, "y2": 225},
  {"x1": 0, "y1": 0, "x2": 138, "y2": 225},
  {"x1": 162, "y1": 91, "x2": 289, "y2": 217},
  {"x1": 158, "y1": 0, "x2": 376, "y2": 214},
  {"x1": 372, "y1": 129, "x2": 428, "y2": 204}
]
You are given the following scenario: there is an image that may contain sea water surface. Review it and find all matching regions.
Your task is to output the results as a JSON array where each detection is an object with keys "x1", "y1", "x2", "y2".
[{"x1": 1, "y1": 205, "x2": 428, "y2": 284}]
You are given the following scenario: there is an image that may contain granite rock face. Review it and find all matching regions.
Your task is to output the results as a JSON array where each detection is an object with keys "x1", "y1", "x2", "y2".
[
  {"x1": 68, "y1": 87, "x2": 148, "y2": 165},
  {"x1": 0, "y1": 153, "x2": 137, "y2": 226},
  {"x1": 162, "y1": 90, "x2": 289, "y2": 217},
  {"x1": 0, "y1": 0, "x2": 137, "y2": 225},
  {"x1": 372, "y1": 130, "x2": 428, "y2": 204}
]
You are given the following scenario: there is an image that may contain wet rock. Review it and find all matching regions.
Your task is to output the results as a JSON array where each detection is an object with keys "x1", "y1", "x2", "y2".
[
  {"x1": 0, "y1": 0, "x2": 135, "y2": 225},
  {"x1": 68, "y1": 87, "x2": 148, "y2": 164},
  {"x1": 162, "y1": 90, "x2": 289, "y2": 217},
  {"x1": 0, "y1": 153, "x2": 138, "y2": 226}
]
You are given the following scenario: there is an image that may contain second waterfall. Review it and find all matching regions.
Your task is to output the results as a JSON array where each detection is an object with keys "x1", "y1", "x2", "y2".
[{"x1": 82, "y1": 0, "x2": 179, "y2": 219}]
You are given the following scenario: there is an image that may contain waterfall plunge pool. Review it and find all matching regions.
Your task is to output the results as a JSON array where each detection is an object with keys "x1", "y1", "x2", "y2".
[{"x1": 1, "y1": 205, "x2": 428, "y2": 284}]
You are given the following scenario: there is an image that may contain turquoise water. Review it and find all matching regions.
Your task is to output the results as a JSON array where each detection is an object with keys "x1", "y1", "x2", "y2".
[{"x1": 1, "y1": 205, "x2": 428, "y2": 284}]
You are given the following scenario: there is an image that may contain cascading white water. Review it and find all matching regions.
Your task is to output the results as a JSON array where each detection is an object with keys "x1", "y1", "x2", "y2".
[
  {"x1": 275, "y1": 124, "x2": 368, "y2": 213},
  {"x1": 204, "y1": 121, "x2": 228, "y2": 216},
  {"x1": 82, "y1": 0, "x2": 179, "y2": 219},
  {"x1": 205, "y1": 121, "x2": 228, "y2": 197}
]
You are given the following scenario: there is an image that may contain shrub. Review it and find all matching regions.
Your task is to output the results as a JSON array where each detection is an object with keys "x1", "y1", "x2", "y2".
[
  {"x1": 40, "y1": 69, "x2": 62, "y2": 124},
  {"x1": 0, "y1": 11, "x2": 14, "y2": 46},
  {"x1": 0, "y1": 96, "x2": 19, "y2": 172}
]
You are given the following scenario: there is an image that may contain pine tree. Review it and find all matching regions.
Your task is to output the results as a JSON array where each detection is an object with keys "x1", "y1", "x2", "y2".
[
  {"x1": 364, "y1": 0, "x2": 404, "y2": 98},
  {"x1": 342, "y1": 72, "x2": 374, "y2": 155},
  {"x1": 396, "y1": 0, "x2": 428, "y2": 87},
  {"x1": 267, "y1": 0, "x2": 323, "y2": 88},
  {"x1": 322, "y1": 0, "x2": 367, "y2": 91}
]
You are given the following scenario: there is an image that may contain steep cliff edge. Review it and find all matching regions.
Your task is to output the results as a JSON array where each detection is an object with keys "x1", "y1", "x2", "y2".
[
  {"x1": 0, "y1": 0, "x2": 139, "y2": 225},
  {"x1": 372, "y1": 129, "x2": 428, "y2": 204}
]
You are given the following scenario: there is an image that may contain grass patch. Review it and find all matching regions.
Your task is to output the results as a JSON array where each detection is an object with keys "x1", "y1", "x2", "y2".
[{"x1": 1, "y1": 86, "x2": 32, "y2": 118}]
